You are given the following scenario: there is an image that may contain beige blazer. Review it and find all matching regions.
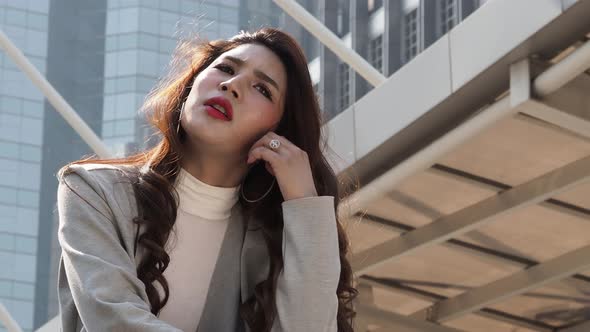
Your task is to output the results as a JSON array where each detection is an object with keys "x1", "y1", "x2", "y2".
[{"x1": 56, "y1": 163, "x2": 340, "y2": 332}]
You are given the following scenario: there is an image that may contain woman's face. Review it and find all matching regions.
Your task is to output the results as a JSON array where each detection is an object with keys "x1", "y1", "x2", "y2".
[{"x1": 181, "y1": 43, "x2": 287, "y2": 158}]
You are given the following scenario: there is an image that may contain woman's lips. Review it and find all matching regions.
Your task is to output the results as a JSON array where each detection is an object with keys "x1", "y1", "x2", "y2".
[
  {"x1": 203, "y1": 96, "x2": 233, "y2": 120},
  {"x1": 205, "y1": 105, "x2": 231, "y2": 121}
]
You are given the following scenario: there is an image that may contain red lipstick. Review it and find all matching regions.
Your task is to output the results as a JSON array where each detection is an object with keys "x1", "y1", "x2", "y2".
[{"x1": 203, "y1": 96, "x2": 233, "y2": 121}]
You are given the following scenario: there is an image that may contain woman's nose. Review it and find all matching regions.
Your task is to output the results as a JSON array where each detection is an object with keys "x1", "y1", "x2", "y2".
[{"x1": 220, "y1": 82, "x2": 239, "y2": 99}]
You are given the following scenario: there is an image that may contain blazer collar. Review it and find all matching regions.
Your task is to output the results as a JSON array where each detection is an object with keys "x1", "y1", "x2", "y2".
[{"x1": 195, "y1": 203, "x2": 270, "y2": 331}]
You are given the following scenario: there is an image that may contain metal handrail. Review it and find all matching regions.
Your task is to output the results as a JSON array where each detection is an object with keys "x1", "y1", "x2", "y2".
[
  {"x1": 0, "y1": 30, "x2": 112, "y2": 159},
  {"x1": 0, "y1": 302, "x2": 23, "y2": 332}
]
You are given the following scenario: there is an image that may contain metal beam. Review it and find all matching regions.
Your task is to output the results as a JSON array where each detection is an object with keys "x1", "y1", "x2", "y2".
[
  {"x1": 356, "y1": 303, "x2": 466, "y2": 332},
  {"x1": 0, "y1": 303, "x2": 23, "y2": 332},
  {"x1": 519, "y1": 101, "x2": 590, "y2": 140},
  {"x1": 338, "y1": 39, "x2": 590, "y2": 221},
  {"x1": 359, "y1": 276, "x2": 555, "y2": 332},
  {"x1": 0, "y1": 29, "x2": 111, "y2": 158},
  {"x1": 428, "y1": 163, "x2": 590, "y2": 222},
  {"x1": 561, "y1": 320, "x2": 590, "y2": 332},
  {"x1": 523, "y1": 71, "x2": 590, "y2": 139},
  {"x1": 360, "y1": 210, "x2": 590, "y2": 293},
  {"x1": 351, "y1": 154, "x2": 590, "y2": 274},
  {"x1": 534, "y1": 39, "x2": 590, "y2": 96},
  {"x1": 272, "y1": 0, "x2": 386, "y2": 87},
  {"x1": 353, "y1": 283, "x2": 376, "y2": 331},
  {"x1": 335, "y1": 56, "x2": 528, "y2": 220},
  {"x1": 410, "y1": 243, "x2": 590, "y2": 322}
]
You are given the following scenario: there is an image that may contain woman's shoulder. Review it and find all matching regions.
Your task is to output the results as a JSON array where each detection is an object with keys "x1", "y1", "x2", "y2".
[
  {"x1": 58, "y1": 162, "x2": 137, "y2": 186},
  {"x1": 57, "y1": 162, "x2": 141, "y2": 227}
]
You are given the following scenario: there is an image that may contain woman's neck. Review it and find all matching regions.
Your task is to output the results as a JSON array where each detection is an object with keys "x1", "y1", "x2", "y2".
[{"x1": 180, "y1": 147, "x2": 248, "y2": 188}]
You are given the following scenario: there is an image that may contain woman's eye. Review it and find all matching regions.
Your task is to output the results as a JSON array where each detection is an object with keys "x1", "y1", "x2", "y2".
[
  {"x1": 215, "y1": 64, "x2": 234, "y2": 75},
  {"x1": 215, "y1": 63, "x2": 272, "y2": 101},
  {"x1": 256, "y1": 84, "x2": 272, "y2": 100}
]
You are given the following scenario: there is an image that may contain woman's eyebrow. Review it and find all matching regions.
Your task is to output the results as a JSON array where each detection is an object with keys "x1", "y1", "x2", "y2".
[{"x1": 224, "y1": 55, "x2": 280, "y2": 91}]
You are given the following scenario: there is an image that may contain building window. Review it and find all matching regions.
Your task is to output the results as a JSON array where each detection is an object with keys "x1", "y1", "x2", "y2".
[
  {"x1": 337, "y1": 62, "x2": 350, "y2": 111},
  {"x1": 402, "y1": 8, "x2": 419, "y2": 64},
  {"x1": 368, "y1": 34, "x2": 383, "y2": 73},
  {"x1": 439, "y1": 0, "x2": 458, "y2": 35}
]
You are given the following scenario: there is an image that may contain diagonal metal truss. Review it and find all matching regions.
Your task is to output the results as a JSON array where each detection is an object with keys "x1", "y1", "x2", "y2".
[
  {"x1": 351, "y1": 154, "x2": 590, "y2": 274},
  {"x1": 409, "y1": 244, "x2": 590, "y2": 323}
]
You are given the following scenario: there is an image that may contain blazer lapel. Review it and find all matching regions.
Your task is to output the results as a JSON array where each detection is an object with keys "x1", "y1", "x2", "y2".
[
  {"x1": 240, "y1": 212, "x2": 270, "y2": 307},
  {"x1": 196, "y1": 203, "x2": 246, "y2": 332},
  {"x1": 193, "y1": 203, "x2": 271, "y2": 332}
]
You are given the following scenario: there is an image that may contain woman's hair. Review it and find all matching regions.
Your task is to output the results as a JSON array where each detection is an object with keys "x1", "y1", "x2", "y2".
[{"x1": 58, "y1": 27, "x2": 358, "y2": 331}]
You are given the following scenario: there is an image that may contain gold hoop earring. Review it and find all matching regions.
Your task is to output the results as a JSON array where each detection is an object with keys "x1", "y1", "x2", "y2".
[{"x1": 176, "y1": 102, "x2": 185, "y2": 135}]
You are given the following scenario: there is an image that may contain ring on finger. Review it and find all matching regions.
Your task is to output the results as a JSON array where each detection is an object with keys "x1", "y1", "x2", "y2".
[{"x1": 268, "y1": 139, "x2": 281, "y2": 150}]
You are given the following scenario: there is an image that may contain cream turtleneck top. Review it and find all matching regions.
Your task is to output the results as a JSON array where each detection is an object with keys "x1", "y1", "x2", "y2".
[{"x1": 157, "y1": 167, "x2": 240, "y2": 332}]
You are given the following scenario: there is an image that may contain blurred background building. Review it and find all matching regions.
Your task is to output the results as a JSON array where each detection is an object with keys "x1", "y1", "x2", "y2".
[{"x1": 2, "y1": 0, "x2": 590, "y2": 331}]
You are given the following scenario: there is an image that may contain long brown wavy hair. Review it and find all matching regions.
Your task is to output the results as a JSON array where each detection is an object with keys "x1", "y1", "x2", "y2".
[{"x1": 58, "y1": 27, "x2": 358, "y2": 331}]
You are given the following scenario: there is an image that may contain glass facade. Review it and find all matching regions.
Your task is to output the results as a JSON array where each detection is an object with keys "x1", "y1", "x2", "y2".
[
  {"x1": 402, "y1": 6, "x2": 420, "y2": 64},
  {"x1": 103, "y1": 0, "x2": 244, "y2": 157},
  {"x1": 0, "y1": 1, "x2": 49, "y2": 331},
  {"x1": 293, "y1": 0, "x2": 481, "y2": 119}
]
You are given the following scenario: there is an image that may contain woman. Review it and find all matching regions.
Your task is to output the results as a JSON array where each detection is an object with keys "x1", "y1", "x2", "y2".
[{"x1": 56, "y1": 27, "x2": 358, "y2": 332}]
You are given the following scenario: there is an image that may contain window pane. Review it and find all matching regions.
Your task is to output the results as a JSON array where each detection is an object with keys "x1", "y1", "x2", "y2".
[
  {"x1": 0, "y1": 234, "x2": 14, "y2": 251},
  {"x1": 104, "y1": 78, "x2": 116, "y2": 94},
  {"x1": 12, "y1": 282, "x2": 34, "y2": 300},
  {"x1": 1, "y1": 96, "x2": 22, "y2": 115},
  {"x1": 16, "y1": 207, "x2": 38, "y2": 236},
  {"x1": 0, "y1": 114, "x2": 20, "y2": 141},
  {"x1": 181, "y1": 0, "x2": 199, "y2": 13},
  {"x1": 14, "y1": 253, "x2": 35, "y2": 283},
  {"x1": 20, "y1": 145, "x2": 41, "y2": 162},
  {"x1": 219, "y1": 23, "x2": 236, "y2": 39},
  {"x1": 106, "y1": 10, "x2": 120, "y2": 35},
  {"x1": 116, "y1": 50, "x2": 138, "y2": 76},
  {"x1": 0, "y1": 186, "x2": 18, "y2": 205},
  {"x1": 139, "y1": 8, "x2": 159, "y2": 34},
  {"x1": 143, "y1": 0, "x2": 159, "y2": 9},
  {"x1": 6, "y1": 8, "x2": 26, "y2": 27},
  {"x1": 139, "y1": 33, "x2": 159, "y2": 51},
  {"x1": 115, "y1": 93, "x2": 136, "y2": 118},
  {"x1": 0, "y1": 141, "x2": 19, "y2": 159},
  {"x1": 0, "y1": 280, "x2": 11, "y2": 297},
  {"x1": 219, "y1": 7, "x2": 238, "y2": 23},
  {"x1": 115, "y1": 119, "x2": 135, "y2": 136},
  {"x1": 26, "y1": 12, "x2": 48, "y2": 30},
  {"x1": 12, "y1": 299, "x2": 34, "y2": 329},
  {"x1": 158, "y1": 37, "x2": 175, "y2": 53},
  {"x1": 102, "y1": 121, "x2": 115, "y2": 137},
  {"x1": 137, "y1": 77, "x2": 155, "y2": 92},
  {"x1": 26, "y1": 30, "x2": 48, "y2": 57},
  {"x1": 105, "y1": 52, "x2": 117, "y2": 77},
  {"x1": 18, "y1": 189, "x2": 39, "y2": 208},
  {"x1": 159, "y1": 11, "x2": 179, "y2": 37},
  {"x1": 0, "y1": 159, "x2": 18, "y2": 187},
  {"x1": 0, "y1": 252, "x2": 12, "y2": 279},
  {"x1": 119, "y1": 33, "x2": 139, "y2": 49},
  {"x1": 118, "y1": 7, "x2": 139, "y2": 33},
  {"x1": 17, "y1": 162, "x2": 40, "y2": 191},
  {"x1": 20, "y1": 118, "x2": 43, "y2": 145},
  {"x1": 27, "y1": 0, "x2": 50, "y2": 13},
  {"x1": 116, "y1": 76, "x2": 136, "y2": 92},
  {"x1": 137, "y1": 50, "x2": 158, "y2": 75},
  {"x1": 159, "y1": 0, "x2": 180, "y2": 11},
  {"x1": 22, "y1": 100, "x2": 43, "y2": 119},
  {"x1": 14, "y1": 236, "x2": 36, "y2": 255},
  {"x1": 120, "y1": 0, "x2": 140, "y2": 6}
]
